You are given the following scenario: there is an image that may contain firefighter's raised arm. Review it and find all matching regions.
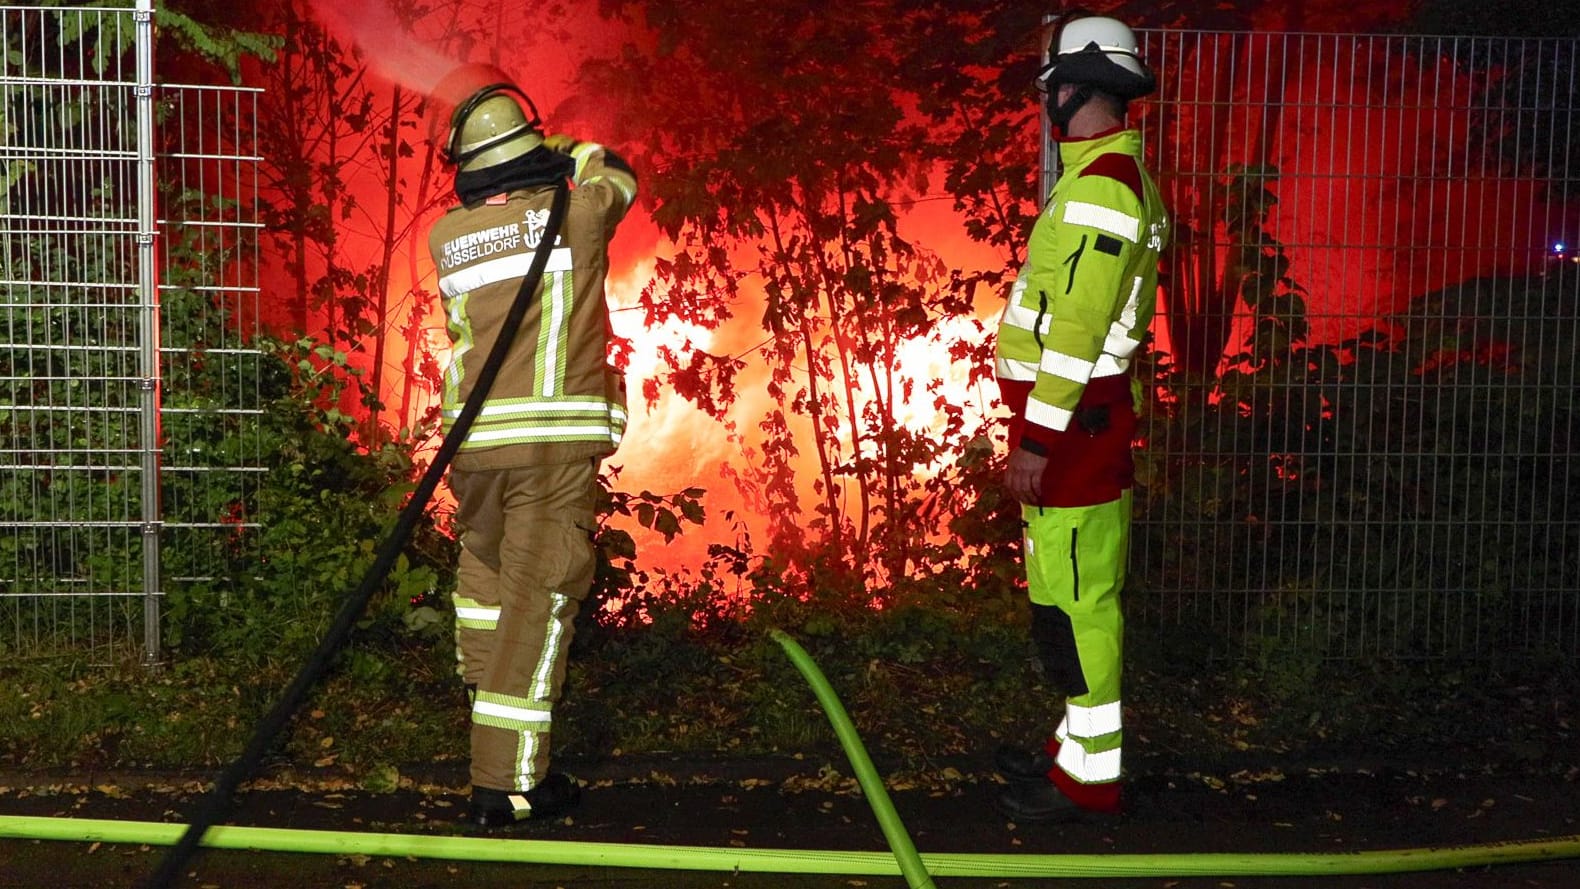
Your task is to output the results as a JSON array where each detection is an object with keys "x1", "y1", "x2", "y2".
[{"x1": 544, "y1": 133, "x2": 638, "y2": 226}]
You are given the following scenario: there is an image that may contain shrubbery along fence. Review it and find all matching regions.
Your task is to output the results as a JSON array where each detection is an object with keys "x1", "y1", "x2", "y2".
[{"x1": 2, "y1": 7, "x2": 1575, "y2": 662}]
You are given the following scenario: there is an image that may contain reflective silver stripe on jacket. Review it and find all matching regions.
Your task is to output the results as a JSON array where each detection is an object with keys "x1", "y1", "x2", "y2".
[{"x1": 438, "y1": 245, "x2": 574, "y2": 298}]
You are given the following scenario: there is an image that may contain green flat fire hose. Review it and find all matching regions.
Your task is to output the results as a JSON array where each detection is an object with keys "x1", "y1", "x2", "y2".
[
  {"x1": 770, "y1": 629, "x2": 937, "y2": 888},
  {"x1": 3, "y1": 628, "x2": 1578, "y2": 882},
  {"x1": 2, "y1": 814, "x2": 1578, "y2": 879}
]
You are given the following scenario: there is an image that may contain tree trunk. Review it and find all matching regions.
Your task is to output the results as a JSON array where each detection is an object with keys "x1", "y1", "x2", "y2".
[{"x1": 367, "y1": 85, "x2": 404, "y2": 435}]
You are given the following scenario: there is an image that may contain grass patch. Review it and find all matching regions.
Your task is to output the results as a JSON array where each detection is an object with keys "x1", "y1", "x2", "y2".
[{"x1": 2, "y1": 601, "x2": 1575, "y2": 784}]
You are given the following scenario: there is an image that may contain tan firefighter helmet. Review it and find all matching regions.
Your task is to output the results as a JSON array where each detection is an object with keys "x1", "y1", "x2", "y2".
[{"x1": 432, "y1": 64, "x2": 545, "y2": 172}]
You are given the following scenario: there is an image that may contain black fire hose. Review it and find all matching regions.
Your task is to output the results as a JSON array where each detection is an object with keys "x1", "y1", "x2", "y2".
[{"x1": 144, "y1": 181, "x2": 572, "y2": 889}]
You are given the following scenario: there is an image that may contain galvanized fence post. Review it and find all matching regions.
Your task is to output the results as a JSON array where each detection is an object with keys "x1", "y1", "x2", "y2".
[{"x1": 135, "y1": 0, "x2": 162, "y2": 667}]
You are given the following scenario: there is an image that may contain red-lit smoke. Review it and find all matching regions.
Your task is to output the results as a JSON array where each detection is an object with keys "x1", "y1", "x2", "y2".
[
  {"x1": 283, "y1": 0, "x2": 1558, "y2": 581},
  {"x1": 307, "y1": 0, "x2": 456, "y2": 94}
]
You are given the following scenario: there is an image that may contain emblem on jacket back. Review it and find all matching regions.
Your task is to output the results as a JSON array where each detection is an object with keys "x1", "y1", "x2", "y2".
[{"x1": 524, "y1": 208, "x2": 551, "y2": 249}]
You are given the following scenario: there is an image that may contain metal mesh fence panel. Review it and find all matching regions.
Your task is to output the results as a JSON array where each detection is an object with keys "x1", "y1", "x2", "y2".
[
  {"x1": 155, "y1": 81, "x2": 264, "y2": 661},
  {"x1": 1, "y1": 3, "x2": 261, "y2": 663},
  {"x1": 1127, "y1": 30, "x2": 1579, "y2": 659},
  {"x1": 2, "y1": 4, "x2": 149, "y2": 662}
]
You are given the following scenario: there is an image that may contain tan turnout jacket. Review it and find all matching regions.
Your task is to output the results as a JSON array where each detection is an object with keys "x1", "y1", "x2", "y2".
[{"x1": 428, "y1": 143, "x2": 637, "y2": 471}]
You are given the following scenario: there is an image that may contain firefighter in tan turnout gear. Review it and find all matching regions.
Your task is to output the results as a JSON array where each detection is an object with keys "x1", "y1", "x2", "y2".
[
  {"x1": 427, "y1": 65, "x2": 636, "y2": 828},
  {"x1": 992, "y1": 16, "x2": 1169, "y2": 821}
]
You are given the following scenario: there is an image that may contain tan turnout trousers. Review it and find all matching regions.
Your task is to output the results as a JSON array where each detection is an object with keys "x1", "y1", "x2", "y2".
[{"x1": 449, "y1": 459, "x2": 598, "y2": 793}]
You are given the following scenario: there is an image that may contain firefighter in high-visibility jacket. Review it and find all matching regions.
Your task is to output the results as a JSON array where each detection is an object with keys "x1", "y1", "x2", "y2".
[
  {"x1": 992, "y1": 16, "x2": 1168, "y2": 822},
  {"x1": 426, "y1": 65, "x2": 637, "y2": 829}
]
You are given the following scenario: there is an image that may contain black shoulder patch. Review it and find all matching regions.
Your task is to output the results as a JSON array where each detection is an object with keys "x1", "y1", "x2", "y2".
[
  {"x1": 1095, "y1": 233, "x2": 1123, "y2": 256},
  {"x1": 601, "y1": 149, "x2": 634, "y2": 177}
]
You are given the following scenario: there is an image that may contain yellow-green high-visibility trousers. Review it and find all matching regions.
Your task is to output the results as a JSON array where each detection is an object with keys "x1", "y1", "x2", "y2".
[{"x1": 1023, "y1": 489, "x2": 1129, "y2": 787}]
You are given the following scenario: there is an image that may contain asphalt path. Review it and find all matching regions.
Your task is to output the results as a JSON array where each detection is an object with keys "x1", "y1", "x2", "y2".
[{"x1": 3, "y1": 752, "x2": 1578, "y2": 888}]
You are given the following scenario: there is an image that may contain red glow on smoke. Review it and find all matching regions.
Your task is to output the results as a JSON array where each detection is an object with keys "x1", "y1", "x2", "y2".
[{"x1": 271, "y1": 0, "x2": 1560, "y2": 581}]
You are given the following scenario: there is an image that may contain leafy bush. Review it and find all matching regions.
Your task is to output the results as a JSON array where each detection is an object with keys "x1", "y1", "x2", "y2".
[{"x1": 160, "y1": 332, "x2": 456, "y2": 665}]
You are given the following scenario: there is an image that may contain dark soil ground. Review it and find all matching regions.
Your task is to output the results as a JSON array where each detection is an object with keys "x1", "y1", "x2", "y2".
[{"x1": 3, "y1": 748, "x2": 1577, "y2": 889}]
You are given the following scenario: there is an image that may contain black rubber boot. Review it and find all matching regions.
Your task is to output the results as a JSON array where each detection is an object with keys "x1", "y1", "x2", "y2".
[
  {"x1": 994, "y1": 779, "x2": 1096, "y2": 823},
  {"x1": 993, "y1": 744, "x2": 1055, "y2": 782},
  {"x1": 468, "y1": 773, "x2": 582, "y2": 829}
]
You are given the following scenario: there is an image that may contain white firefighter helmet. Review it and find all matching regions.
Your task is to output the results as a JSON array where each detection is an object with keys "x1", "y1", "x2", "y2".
[
  {"x1": 445, "y1": 84, "x2": 545, "y2": 172},
  {"x1": 1036, "y1": 15, "x2": 1155, "y2": 100}
]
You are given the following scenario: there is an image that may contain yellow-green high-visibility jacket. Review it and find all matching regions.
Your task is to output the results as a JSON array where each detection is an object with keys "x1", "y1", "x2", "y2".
[
  {"x1": 995, "y1": 127, "x2": 1168, "y2": 457},
  {"x1": 428, "y1": 143, "x2": 637, "y2": 472}
]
